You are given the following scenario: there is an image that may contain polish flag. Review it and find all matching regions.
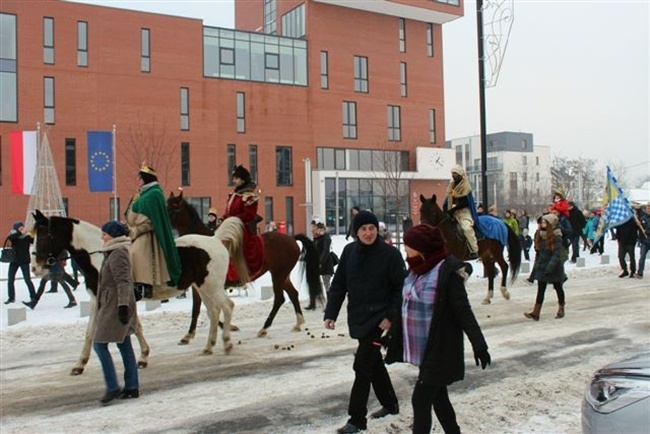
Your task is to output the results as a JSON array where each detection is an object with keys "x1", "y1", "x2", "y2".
[{"x1": 10, "y1": 131, "x2": 38, "y2": 195}]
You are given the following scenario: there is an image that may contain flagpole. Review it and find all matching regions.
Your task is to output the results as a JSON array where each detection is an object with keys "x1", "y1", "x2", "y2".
[{"x1": 112, "y1": 124, "x2": 117, "y2": 220}]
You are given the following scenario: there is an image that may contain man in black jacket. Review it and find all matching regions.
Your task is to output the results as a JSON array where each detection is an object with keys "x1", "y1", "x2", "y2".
[
  {"x1": 324, "y1": 210, "x2": 406, "y2": 434},
  {"x1": 5, "y1": 221, "x2": 37, "y2": 304},
  {"x1": 616, "y1": 218, "x2": 639, "y2": 278},
  {"x1": 567, "y1": 201, "x2": 587, "y2": 263}
]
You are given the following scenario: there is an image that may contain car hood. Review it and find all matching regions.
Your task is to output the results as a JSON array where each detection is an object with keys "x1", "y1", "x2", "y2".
[{"x1": 595, "y1": 352, "x2": 650, "y2": 378}]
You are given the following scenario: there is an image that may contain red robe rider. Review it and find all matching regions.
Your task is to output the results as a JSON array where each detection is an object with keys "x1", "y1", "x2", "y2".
[{"x1": 224, "y1": 165, "x2": 264, "y2": 286}]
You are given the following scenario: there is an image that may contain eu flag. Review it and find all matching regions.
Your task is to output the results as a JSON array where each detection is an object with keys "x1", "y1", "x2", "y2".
[{"x1": 87, "y1": 131, "x2": 113, "y2": 192}]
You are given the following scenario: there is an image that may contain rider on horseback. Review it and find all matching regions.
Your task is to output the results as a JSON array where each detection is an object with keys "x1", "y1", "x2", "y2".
[
  {"x1": 224, "y1": 165, "x2": 264, "y2": 288},
  {"x1": 125, "y1": 165, "x2": 182, "y2": 299},
  {"x1": 443, "y1": 165, "x2": 480, "y2": 260}
]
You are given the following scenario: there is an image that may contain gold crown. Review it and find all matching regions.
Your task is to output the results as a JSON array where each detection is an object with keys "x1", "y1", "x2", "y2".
[{"x1": 139, "y1": 163, "x2": 157, "y2": 176}]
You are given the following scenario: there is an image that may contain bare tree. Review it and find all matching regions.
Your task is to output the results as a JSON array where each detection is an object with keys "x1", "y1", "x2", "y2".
[
  {"x1": 552, "y1": 156, "x2": 605, "y2": 210},
  {"x1": 121, "y1": 112, "x2": 178, "y2": 188},
  {"x1": 371, "y1": 139, "x2": 414, "y2": 247}
]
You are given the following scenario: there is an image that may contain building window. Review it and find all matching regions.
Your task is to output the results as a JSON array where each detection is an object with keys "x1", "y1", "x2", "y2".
[
  {"x1": 509, "y1": 172, "x2": 517, "y2": 193},
  {"x1": 109, "y1": 198, "x2": 120, "y2": 220},
  {"x1": 141, "y1": 28, "x2": 150, "y2": 72},
  {"x1": 429, "y1": 109, "x2": 436, "y2": 144},
  {"x1": 203, "y1": 27, "x2": 307, "y2": 86},
  {"x1": 43, "y1": 17, "x2": 54, "y2": 64},
  {"x1": 285, "y1": 196, "x2": 294, "y2": 235},
  {"x1": 249, "y1": 144, "x2": 258, "y2": 183},
  {"x1": 77, "y1": 21, "x2": 88, "y2": 67},
  {"x1": 353, "y1": 56, "x2": 368, "y2": 93},
  {"x1": 435, "y1": 0, "x2": 460, "y2": 5},
  {"x1": 426, "y1": 23, "x2": 434, "y2": 57},
  {"x1": 387, "y1": 105, "x2": 401, "y2": 141},
  {"x1": 281, "y1": 4, "x2": 305, "y2": 38},
  {"x1": 227, "y1": 144, "x2": 236, "y2": 185},
  {"x1": 400, "y1": 62, "x2": 407, "y2": 97},
  {"x1": 264, "y1": 0, "x2": 277, "y2": 35},
  {"x1": 276, "y1": 146, "x2": 292, "y2": 186},
  {"x1": 181, "y1": 142, "x2": 190, "y2": 186},
  {"x1": 320, "y1": 51, "x2": 329, "y2": 89},
  {"x1": 180, "y1": 87, "x2": 189, "y2": 131},
  {"x1": 342, "y1": 101, "x2": 357, "y2": 139},
  {"x1": 536, "y1": 172, "x2": 540, "y2": 181},
  {"x1": 65, "y1": 138, "x2": 76, "y2": 186},
  {"x1": 236, "y1": 92, "x2": 245, "y2": 133},
  {"x1": 522, "y1": 155, "x2": 527, "y2": 165},
  {"x1": 186, "y1": 196, "x2": 212, "y2": 221},
  {"x1": 523, "y1": 172, "x2": 528, "y2": 182},
  {"x1": 399, "y1": 18, "x2": 406, "y2": 53},
  {"x1": 265, "y1": 197, "x2": 274, "y2": 223},
  {"x1": 0, "y1": 13, "x2": 17, "y2": 122},
  {"x1": 44, "y1": 76, "x2": 55, "y2": 124},
  {"x1": 536, "y1": 156, "x2": 539, "y2": 165}
]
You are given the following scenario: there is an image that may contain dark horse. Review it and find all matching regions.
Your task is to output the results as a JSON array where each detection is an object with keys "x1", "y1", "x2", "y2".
[
  {"x1": 167, "y1": 191, "x2": 322, "y2": 337},
  {"x1": 419, "y1": 194, "x2": 521, "y2": 304}
]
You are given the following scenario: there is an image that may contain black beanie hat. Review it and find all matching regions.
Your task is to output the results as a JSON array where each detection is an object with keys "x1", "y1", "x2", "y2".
[
  {"x1": 101, "y1": 220, "x2": 130, "y2": 238},
  {"x1": 404, "y1": 224, "x2": 447, "y2": 253},
  {"x1": 353, "y1": 210, "x2": 379, "y2": 235},
  {"x1": 13, "y1": 221, "x2": 24, "y2": 231}
]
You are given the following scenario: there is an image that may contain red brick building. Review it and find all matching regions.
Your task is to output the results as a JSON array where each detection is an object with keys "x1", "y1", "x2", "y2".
[{"x1": 0, "y1": 0, "x2": 462, "y2": 234}]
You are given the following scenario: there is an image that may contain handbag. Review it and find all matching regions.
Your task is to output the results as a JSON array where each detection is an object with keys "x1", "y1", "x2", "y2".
[
  {"x1": 1, "y1": 237, "x2": 15, "y2": 263},
  {"x1": 330, "y1": 251, "x2": 339, "y2": 266}
]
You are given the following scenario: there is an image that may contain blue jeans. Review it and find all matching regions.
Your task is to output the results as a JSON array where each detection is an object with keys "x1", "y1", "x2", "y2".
[
  {"x1": 638, "y1": 243, "x2": 649, "y2": 277},
  {"x1": 7, "y1": 262, "x2": 36, "y2": 301},
  {"x1": 93, "y1": 336, "x2": 139, "y2": 392}
]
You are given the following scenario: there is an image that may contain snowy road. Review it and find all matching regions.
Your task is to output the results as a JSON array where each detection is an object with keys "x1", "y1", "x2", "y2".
[{"x1": 1, "y1": 264, "x2": 649, "y2": 433}]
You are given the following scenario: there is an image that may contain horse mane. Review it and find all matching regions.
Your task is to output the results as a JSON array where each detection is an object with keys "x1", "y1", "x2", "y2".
[
  {"x1": 168, "y1": 194, "x2": 212, "y2": 236},
  {"x1": 215, "y1": 217, "x2": 249, "y2": 283}
]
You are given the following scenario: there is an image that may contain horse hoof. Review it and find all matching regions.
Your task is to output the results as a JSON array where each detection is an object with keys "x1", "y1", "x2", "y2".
[
  {"x1": 137, "y1": 361, "x2": 148, "y2": 369},
  {"x1": 500, "y1": 288, "x2": 511, "y2": 300},
  {"x1": 70, "y1": 367, "x2": 84, "y2": 376},
  {"x1": 178, "y1": 339, "x2": 190, "y2": 345},
  {"x1": 481, "y1": 298, "x2": 491, "y2": 305},
  {"x1": 230, "y1": 325, "x2": 240, "y2": 332},
  {"x1": 292, "y1": 325, "x2": 302, "y2": 332},
  {"x1": 257, "y1": 329, "x2": 268, "y2": 337},
  {"x1": 202, "y1": 349, "x2": 214, "y2": 355},
  {"x1": 224, "y1": 344, "x2": 233, "y2": 354}
]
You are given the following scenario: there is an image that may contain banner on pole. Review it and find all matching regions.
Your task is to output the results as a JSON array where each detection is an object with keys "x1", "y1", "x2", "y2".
[{"x1": 87, "y1": 131, "x2": 114, "y2": 192}]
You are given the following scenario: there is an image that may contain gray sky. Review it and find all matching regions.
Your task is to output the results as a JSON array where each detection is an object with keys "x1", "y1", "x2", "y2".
[{"x1": 68, "y1": 0, "x2": 649, "y2": 182}]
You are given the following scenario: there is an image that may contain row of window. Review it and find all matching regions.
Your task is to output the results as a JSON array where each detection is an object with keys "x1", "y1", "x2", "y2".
[{"x1": 42, "y1": 17, "x2": 149, "y2": 71}]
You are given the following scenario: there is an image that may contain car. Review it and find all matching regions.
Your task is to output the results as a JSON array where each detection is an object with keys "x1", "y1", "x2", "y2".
[{"x1": 582, "y1": 352, "x2": 650, "y2": 433}]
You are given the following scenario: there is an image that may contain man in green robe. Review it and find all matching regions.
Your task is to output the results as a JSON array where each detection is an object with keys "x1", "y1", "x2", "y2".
[{"x1": 125, "y1": 165, "x2": 182, "y2": 298}]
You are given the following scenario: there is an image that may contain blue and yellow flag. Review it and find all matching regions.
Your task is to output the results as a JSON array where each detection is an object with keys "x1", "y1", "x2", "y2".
[
  {"x1": 593, "y1": 166, "x2": 634, "y2": 243},
  {"x1": 87, "y1": 131, "x2": 113, "y2": 192}
]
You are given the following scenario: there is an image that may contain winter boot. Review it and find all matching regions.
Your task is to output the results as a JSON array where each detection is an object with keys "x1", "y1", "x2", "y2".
[
  {"x1": 524, "y1": 303, "x2": 542, "y2": 321},
  {"x1": 555, "y1": 303, "x2": 565, "y2": 319}
]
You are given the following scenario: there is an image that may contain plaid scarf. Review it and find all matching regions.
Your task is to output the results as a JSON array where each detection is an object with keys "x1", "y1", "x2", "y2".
[{"x1": 402, "y1": 260, "x2": 444, "y2": 366}]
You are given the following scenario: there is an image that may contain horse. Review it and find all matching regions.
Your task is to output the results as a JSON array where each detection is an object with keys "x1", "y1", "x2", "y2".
[
  {"x1": 419, "y1": 194, "x2": 521, "y2": 304},
  {"x1": 166, "y1": 191, "x2": 323, "y2": 338},
  {"x1": 30, "y1": 209, "x2": 246, "y2": 375}
]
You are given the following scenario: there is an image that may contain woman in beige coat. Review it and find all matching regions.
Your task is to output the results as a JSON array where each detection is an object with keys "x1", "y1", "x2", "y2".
[{"x1": 93, "y1": 221, "x2": 139, "y2": 405}]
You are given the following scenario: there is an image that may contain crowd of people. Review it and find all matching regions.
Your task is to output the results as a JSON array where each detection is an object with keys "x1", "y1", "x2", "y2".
[{"x1": 4, "y1": 162, "x2": 648, "y2": 432}]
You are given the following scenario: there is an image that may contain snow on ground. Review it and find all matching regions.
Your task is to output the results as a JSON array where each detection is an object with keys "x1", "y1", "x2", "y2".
[{"x1": 1, "y1": 232, "x2": 648, "y2": 434}]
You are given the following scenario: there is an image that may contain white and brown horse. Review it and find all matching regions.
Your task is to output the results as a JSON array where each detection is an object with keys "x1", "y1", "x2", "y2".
[{"x1": 30, "y1": 209, "x2": 245, "y2": 375}]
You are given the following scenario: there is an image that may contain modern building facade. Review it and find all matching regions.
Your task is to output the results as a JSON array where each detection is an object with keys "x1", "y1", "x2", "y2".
[
  {"x1": 0, "y1": 0, "x2": 463, "y2": 234},
  {"x1": 447, "y1": 131, "x2": 552, "y2": 215}
]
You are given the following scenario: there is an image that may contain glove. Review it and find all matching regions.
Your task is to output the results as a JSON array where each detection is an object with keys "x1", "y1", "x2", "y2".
[
  {"x1": 474, "y1": 349, "x2": 491, "y2": 369},
  {"x1": 118, "y1": 305, "x2": 129, "y2": 325}
]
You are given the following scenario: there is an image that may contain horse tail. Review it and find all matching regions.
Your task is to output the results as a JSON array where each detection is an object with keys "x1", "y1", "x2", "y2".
[
  {"x1": 294, "y1": 234, "x2": 324, "y2": 306},
  {"x1": 506, "y1": 225, "x2": 521, "y2": 284},
  {"x1": 215, "y1": 217, "x2": 249, "y2": 284}
]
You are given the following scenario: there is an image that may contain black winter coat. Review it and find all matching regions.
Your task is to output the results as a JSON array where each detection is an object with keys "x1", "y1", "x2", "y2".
[
  {"x1": 616, "y1": 218, "x2": 639, "y2": 246},
  {"x1": 386, "y1": 256, "x2": 488, "y2": 386},
  {"x1": 324, "y1": 237, "x2": 406, "y2": 339},
  {"x1": 568, "y1": 206, "x2": 587, "y2": 234},
  {"x1": 7, "y1": 230, "x2": 33, "y2": 264},
  {"x1": 531, "y1": 231, "x2": 566, "y2": 283},
  {"x1": 314, "y1": 233, "x2": 334, "y2": 275}
]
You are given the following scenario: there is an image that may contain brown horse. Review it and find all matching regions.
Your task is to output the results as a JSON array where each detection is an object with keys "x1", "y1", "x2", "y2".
[
  {"x1": 419, "y1": 194, "x2": 521, "y2": 304},
  {"x1": 167, "y1": 191, "x2": 322, "y2": 337}
]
